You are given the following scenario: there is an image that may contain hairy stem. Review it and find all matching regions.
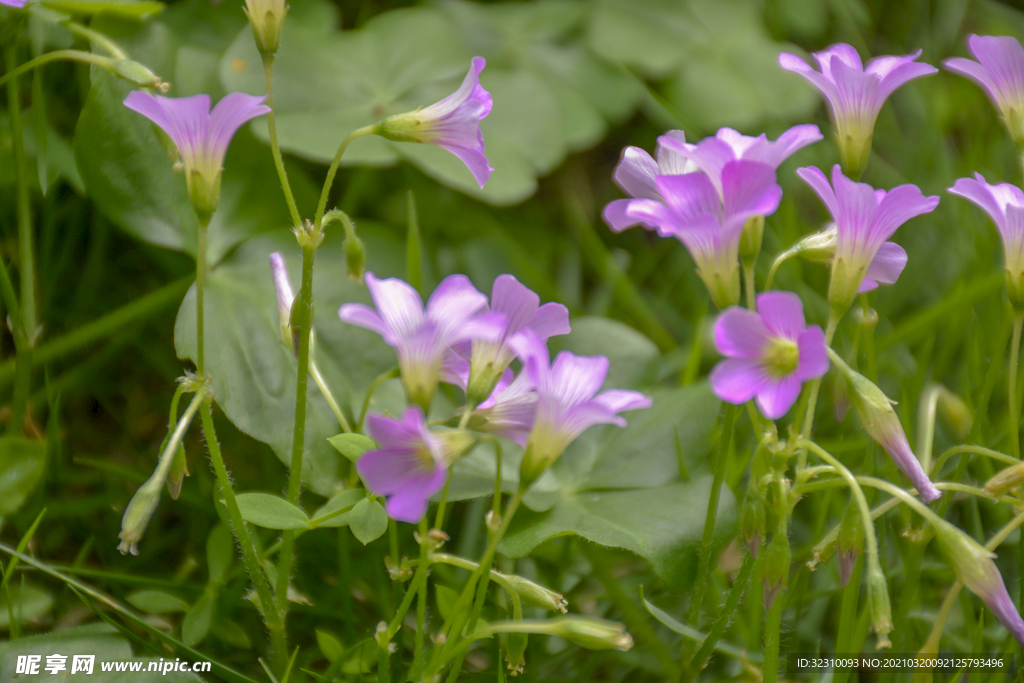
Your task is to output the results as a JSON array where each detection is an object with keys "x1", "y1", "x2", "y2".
[{"x1": 261, "y1": 55, "x2": 302, "y2": 229}]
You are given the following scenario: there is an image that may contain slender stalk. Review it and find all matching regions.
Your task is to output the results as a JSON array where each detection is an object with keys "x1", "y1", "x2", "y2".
[
  {"x1": 5, "y1": 44, "x2": 35, "y2": 437},
  {"x1": 261, "y1": 54, "x2": 302, "y2": 230},
  {"x1": 1009, "y1": 314, "x2": 1023, "y2": 460},
  {"x1": 309, "y1": 359, "x2": 351, "y2": 432},
  {"x1": 686, "y1": 403, "x2": 737, "y2": 633},
  {"x1": 358, "y1": 367, "x2": 400, "y2": 432},
  {"x1": 931, "y1": 444, "x2": 1018, "y2": 475},
  {"x1": 688, "y1": 549, "x2": 756, "y2": 675},
  {"x1": 0, "y1": 49, "x2": 114, "y2": 89},
  {"x1": 762, "y1": 588, "x2": 784, "y2": 683},
  {"x1": 743, "y1": 262, "x2": 756, "y2": 310},
  {"x1": 198, "y1": 404, "x2": 286, "y2": 666},
  {"x1": 795, "y1": 313, "x2": 839, "y2": 472},
  {"x1": 195, "y1": 217, "x2": 209, "y2": 376},
  {"x1": 278, "y1": 243, "x2": 316, "y2": 617},
  {"x1": 412, "y1": 518, "x2": 429, "y2": 678},
  {"x1": 314, "y1": 126, "x2": 379, "y2": 229},
  {"x1": 917, "y1": 384, "x2": 941, "y2": 474}
]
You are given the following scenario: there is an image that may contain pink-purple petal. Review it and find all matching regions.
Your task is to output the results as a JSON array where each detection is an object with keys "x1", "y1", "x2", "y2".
[
  {"x1": 861, "y1": 241, "x2": 907, "y2": 291},
  {"x1": 710, "y1": 357, "x2": 771, "y2": 405},
  {"x1": 550, "y1": 352, "x2": 609, "y2": 407},
  {"x1": 530, "y1": 302, "x2": 571, "y2": 340},
  {"x1": 338, "y1": 303, "x2": 390, "y2": 340},
  {"x1": 721, "y1": 160, "x2": 782, "y2": 219},
  {"x1": 425, "y1": 274, "x2": 488, "y2": 330},
  {"x1": 591, "y1": 389, "x2": 652, "y2": 414},
  {"x1": 714, "y1": 307, "x2": 772, "y2": 358},
  {"x1": 756, "y1": 375, "x2": 803, "y2": 420},
  {"x1": 383, "y1": 464, "x2": 447, "y2": 523},
  {"x1": 797, "y1": 165, "x2": 840, "y2": 219},
  {"x1": 795, "y1": 326, "x2": 829, "y2": 381},
  {"x1": 365, "y1": 272, "x2": 425, "y2": 342},
  {"x1": 871, "y1": 183, "x2": 940, "y2": 245},
  {"x1": 491, "y1": 275, "x2": 540, "y2": 334},
  {"x1": 654, "y1": 173, "x2": 722, "y2": 223},
  {"x1": 613, "y1": 146, "x2": 661, "y2": 199},
  {"x1": 756, "y1": 291, "x2": 806, "y2": 341},
  {"x1": 208, "y1": 92, "x2": 271, "y2": 161}
]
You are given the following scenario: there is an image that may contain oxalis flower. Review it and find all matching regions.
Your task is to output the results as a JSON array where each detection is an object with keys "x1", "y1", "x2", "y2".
[
  {"x1": 710, "y1": 291, "x2": 829, "y2": 420},
  {"x1": 509, "y1": 329, "x2": 651, "y2": 485},
  {"x1": 243, "y1": 0, "x2": 288, "y2": 57},
  {"x1": 1, "y1": 0, "x2": 28, "y2": 7},
  {"x1": 456, "y1": 274, "x2": 570, "y2": 404},
  {"x1": 785, "y1": 223, "x2": 909, "y2": 293},
  {"x1": 455, "y1": 367, "x2": 537, "y2": 447},
  {"x1": 948, "y1": 173, "x2": 1024, "y2": 311},
  {"x1": 123, "y1": 91, "x2": 270, "y2": 220},
  {"x1": 602, "y1": 130, "x2": 697, "y2": 232},
  {"x1": 378, "y1": 57, "x2": 493, "y2": 188},
  {"x1": 944, "y1": 35, "x2": 1024, "y2": 147},
  {"x1": 780, "y1": 44, "x2": 936, "y2": 178},
  {"x1": 339, "y1": 273, "x2": 502, "y2": 409},
  {"x1": 657, "y1": 125, "x2": 823, "y2": 263},
  {"x1": 798, "y1": 164, "x2": 939, "y2": 318},
  {"x1": 358, "y1": 407, "x2": 458, "y2": 523},
  {"x1": 623, "y1": 160, "x2": 782, "y2": 309}
]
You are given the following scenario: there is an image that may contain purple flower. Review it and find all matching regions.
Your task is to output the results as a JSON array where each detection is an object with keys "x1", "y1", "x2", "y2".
[
  {"x1": 339, "y1": 273, "x2": 502, "y2": 409},
  {"x1": 799, "y1": 224, "x2": 909, "y2": 293},
  {"x1": 798, "y1": 164, "x2": 939, "y2": 316},
  {"x1": 657, "y1": 125, "x2": 823, "y2": 198},
  {"x1": 602, "y1": 130, "x2": 697, "y2": 232},
  {"x1": 948, "y1": 173, "x2": 1024, "y2": 310},
  {"x1": 0, "y1": 0, "x2": 28, "y2": 7},
  {"x1": 509, "y1": 329, "x2": 651, "y2": 484},
  {"x1": 780, "y1": 44, "x2": 936, "y2": 177},
  {"x1": 944, "y1": 35, "x2": 1024, "y2": 146},
  {"x1": 358, "y1": 407, "x2": 451, "y2": 523},
  {"x1": 123, "y1": 91, "x2": 270, "y2": 217},
  {"x1": 457, "y1": 274, "x2": 570, "y2": 403},
  {"x1": 378, "y1": 57, "x2": 493, "y2": 188},
  {"x1": 710, "y1": 291, "x2": 829, "y2": 419},
  {"x1": 269, "y1": 252, "x2": 298, "y2": 355},
  {"x1": 623, "y1": 160, "x2": 782, "y2": 309},
  {"x1": 459, "y1": 368, "x2": 537, "y2": 447}
]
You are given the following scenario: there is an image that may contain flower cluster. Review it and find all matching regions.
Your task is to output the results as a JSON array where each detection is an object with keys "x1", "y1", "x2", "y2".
[{"x1": 340, "y1": 274, "x2": 651, "y2": 520}]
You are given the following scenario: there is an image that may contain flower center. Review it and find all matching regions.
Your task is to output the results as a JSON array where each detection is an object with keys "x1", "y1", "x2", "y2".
[{"x1": 763, "y1": 338, "x2": 799, "y2": 377}]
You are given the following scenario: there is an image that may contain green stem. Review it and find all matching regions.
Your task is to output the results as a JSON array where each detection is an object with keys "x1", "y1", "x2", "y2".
[
  {"x1": 743, "y1": 262, "x2": 756, "y2": 310},
  {"x1": 261, "y1": 54, "x2": 302, "y2": 230},
  {"x1": 688, "y1": 549, "x2": 756, "y2": 676},
  {"x1": 1009, "y1": 314, "x2": 1023, "y2": 460},
  {"x1": 278, "y1": 243, "x2": 316, "y2": 618},
  {"x1": 309, "y1": 359, "x2": 351, "y2": 432},
  {"x1": 917, "y1": 384, "x2": 941, "y2": 475},
  {"x1": 762, "y1": 587, "x2": 784, "y2": 683},
  {"x1": 412, "y1": 518, "x2": 429, "y2": 679},
  {"x1": 763, "y1": 251, "x2": 789, "y2": 292},
  {"x1": 5, "y1": 44, "x2": 35, "y2": 437},
  {"x1": 358, "y1": 367, "x2": 400, "y2": 432},
  {"x1": 795, "y1": 313, "x2": 839, "y2": 471},
  {"x1": 195, "y1": 217, "x2": 209, "y2": 376},
  {"x1": 314, "y1": 126, "x2": 379, "y2": 229},
  {"x1": 0, "y1": 49, "x2": 114, "y2": 89},
  {"x1": 581, "y1": 544, "x2": 679, "y2": 680},
  {"x1": 931, "y1": 444, "x2": 1018, "y2": 476},
  {"x1": 686, "y1": 403, "x2": 737, "y2": 633},
  {"x1": 198, "y1": 403, "x2": 286, "y2": 666}
]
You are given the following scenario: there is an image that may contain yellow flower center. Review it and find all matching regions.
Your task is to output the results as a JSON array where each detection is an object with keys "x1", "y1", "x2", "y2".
[{"x1": 763, "y1": 338, "x2": 799, "y2": 378}]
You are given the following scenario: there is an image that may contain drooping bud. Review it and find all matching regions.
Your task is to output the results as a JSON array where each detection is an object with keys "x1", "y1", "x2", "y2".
[
  {"x1": 118, "y1": 477, "x2": 163, "y2": 556},
  {"x1": 504, "y1": 631, "x2": 527, "y2": 676},
  {"x1": 517, "y1": 617, "x2": 633, "y2": 651},
  {"x1": 269, "y1": 252, "x2": 299, "y2": 356},
  {"x1": 830, "y1": 352, "x2": 941, "y2": 503},
  {"x1": 762, "y1": 533, "x2": 791, "y2": 610},
  {"x1": 501, "y1": 575, "x2": 568, "y2": 614},
  {"x1": 866, "y1": 563, "x2": 893, "y2": 648},
  {"x1": 111, "y1": 59, "x2": 169, "y2": 93},
  {"x1": 933, "y1": 519, "x2": 1024, "y2": 647},
  {"x1": 166, "y1": 443, "x2": 188, "y2": 500},
  {"x1": 741, "y1": 496, "x2": 766, "y2": 558},
  {"x1": 836, "y1": 503, "x2": 864, "y2": 586},
  {"x1": 738, "y1": 214, "x2": 764, "y2": 268},
  {"x1": 344, "y1": 230, "x2": 366, "y2": 283},
  {"x1": 243, "y1": 0, "x2": 288, "y2": 58}
]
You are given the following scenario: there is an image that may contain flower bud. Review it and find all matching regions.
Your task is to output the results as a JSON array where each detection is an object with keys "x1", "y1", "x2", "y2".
[
  {"x1": 866, "y1": 563, "x2": 892, "y2": 648},
  {"x1": 504, "y1": 632, "x2": 527, "y2": 676},
  {"x1": 739, "y1": 214, "x2": 764, "y2": 268},
  {"x1": 118, "y1": 478, "x2": 162, "y2": 556},
  {"x1": 761, "y1": 534, "x2": 791, "y2": 610},
  {"x1": 831, "y1": 353, "x2": 941, "y2": 503},
  {"x1": 741, "y1": 497, "x2": 765, "y2": 558},
  {"x1": 166, "y1": 443, "x2": 188, "y2": 500},
  {"x1": 243, "y1": 0, "x2": 288, "y2": 58},
  {"x1": 268, "y1": 252, "x2": 299, "y2": 356},
  {"x1": 111, "y1": 59, "x2": 169, "y2": 92},
  {"x1": 344, "y1": 231, "x2": 366, "y2": 283},
  {"x1": 502, "y1": 575, "x2": 568, "y2": 614},
  {"x1": 542, "y1": 616, "x2": 633, "y2": 651},
  {"x1": 837, "y1": 503, "x2": 864, "y2": 587},
  {"x1": 984, "y1": 462, "x2": 1024, "y2": 497}
]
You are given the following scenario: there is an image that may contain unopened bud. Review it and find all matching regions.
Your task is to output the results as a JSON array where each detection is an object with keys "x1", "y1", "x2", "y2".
[
  {"x1": 269, "y1": 252, "x2": 299, "y2": 356},
  {"x1": 541, "y1": 616, "x2": 633, "y2": 651},
  {"x1": 984, "y1": 462, "x2": 1024, "y2": 497},
  {"x1": 344, "y1": 232, "x2": 366, "y2": 283},
  {"x1": 243, "y1": 0, "x2": 288, "y2": 57},
  {"x1": 761, "y1": 534, "x2": 791, "y2": 610},
  {"x1": 867, "y1": 563, "x2": 892, "y2": 648},
  {"x1": 117, "y1": 479, "x2": 162, "y2": 556},
  {"x1": 837, "y1": 503, "x2": 864, "y2": 586},
  {"x1": 111, "y1": 59, "x2": 169, "y2": 92},
  {"x1": 502, "y1": 575, "x2": 568, "y2": 614},
  {"x1": 739, "y1": 214, "x2": 764, "y2": 268},
  {"x1": 504, "y1": 632, "x2": 527, "y2": 676},
  {"x1": 831, "y1": 353, "x2": 941, "y2": 503},
  {"x1": 166, "y1": 443, "x2": 188, "y2": 500},
  {"x1": 741, "y1": 497, "x2": 765, "y2": 558},
  {"x1": 485, "y1": 509, "x2": 501, "y2": 532}
]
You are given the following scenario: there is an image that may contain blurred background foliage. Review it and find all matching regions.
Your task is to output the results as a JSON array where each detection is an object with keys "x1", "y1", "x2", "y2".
[{"x1": 4, "y1": 0, "x2": 1024, "y2": 680}]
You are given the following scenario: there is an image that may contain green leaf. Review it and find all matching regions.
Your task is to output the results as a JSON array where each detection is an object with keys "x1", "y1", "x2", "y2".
[
  {"x1": 348, "y1": 498, "x2": 388, "y2": 545},
  {"x1": 173, "y1": 231, "x2": 396, "y2": 497},
  {"x1": 206, "y1": 523, "x2": 234, "y2": 584},
  {"x1": 0, "y1": 623, "x2": 206, "y2": 681},
  {"x1": 327, "y1": 434, "x2": 376, "y2": 463},
  {"x1": 435, "y1": 584, "x2": 459, "y2": 623},
  {"x1": 181, "y1": 589, "x2": 214, "y2": 647},
  {"x1": 309, "y1": 488, "x2": 365, "y2": 528},
  {"x1": 234, "y1": 493, "x2": 310, "y2": 530},
  {"x1": 42, "y1": 0, "x2": 164, "y2": 18},
  {"x1": 212, "y1": 618, "x2": 251, "y2": 649},
  {"x1": 0, "y1": 437, "x2": 47, "y2": 515},
  {"x1": 125, "y1": 589, "x2": 189, "y2": 614},
  {"x1": 0, "y1": 584, "x2": 53, "y2": 629},
  {"x1": 316, "y1": 629, "x2": 344, "y2": 662}
]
